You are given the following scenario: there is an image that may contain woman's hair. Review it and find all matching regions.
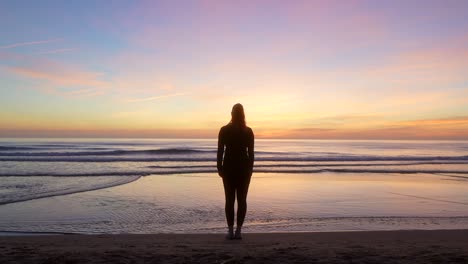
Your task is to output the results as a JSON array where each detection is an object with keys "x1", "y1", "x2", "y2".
[{"x1": 230, "y1": 103, "x2": 246, "y2": 127}]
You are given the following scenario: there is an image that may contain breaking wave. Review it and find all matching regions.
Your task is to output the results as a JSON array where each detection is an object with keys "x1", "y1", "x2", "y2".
[{"x1": 0, "y1": 175, "x2": 141, "y2": 205}]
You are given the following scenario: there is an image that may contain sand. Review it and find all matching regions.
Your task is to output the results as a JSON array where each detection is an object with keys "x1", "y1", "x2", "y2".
[{"x1": 1, "y1": 230, "x2": 467, "y2": 263}]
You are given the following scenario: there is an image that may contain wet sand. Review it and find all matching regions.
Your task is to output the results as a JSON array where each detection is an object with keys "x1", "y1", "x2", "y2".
[{"x1": 1, "y1": 230, "x2": 467, "y2": 263}]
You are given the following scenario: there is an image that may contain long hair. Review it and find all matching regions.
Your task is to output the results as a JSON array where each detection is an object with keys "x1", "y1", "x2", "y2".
[{"x1": 230, "y1": 103, "x2": 246, "y2": 128}]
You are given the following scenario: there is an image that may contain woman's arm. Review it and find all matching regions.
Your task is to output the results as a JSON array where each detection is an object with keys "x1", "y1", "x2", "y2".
[
  {"x1": 248, "y1": 128, "x2": 255, "y2": 175},
  {"x1": 217, "y1": 127, "x2": 225, "y2": 178}
]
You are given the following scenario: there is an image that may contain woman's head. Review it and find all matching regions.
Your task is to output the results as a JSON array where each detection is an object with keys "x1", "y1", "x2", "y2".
[{"x1": 231, "y1": 103, "x2": 246, "y2": 127}]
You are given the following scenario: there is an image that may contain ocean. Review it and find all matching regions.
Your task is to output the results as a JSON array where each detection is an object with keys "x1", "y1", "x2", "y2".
[{"x1": 0, "y1": 138, "x2": 468, "y2": 234}]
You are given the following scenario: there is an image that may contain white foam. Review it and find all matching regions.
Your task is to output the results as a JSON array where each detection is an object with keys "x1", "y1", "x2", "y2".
[{"x1": 0, "y1": 175, "x2": 141, "y2": 205}]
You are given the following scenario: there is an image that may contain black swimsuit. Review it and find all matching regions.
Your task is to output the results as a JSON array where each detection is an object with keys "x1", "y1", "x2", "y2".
[{"x1": 217, "y1": 123, "x2": 254, "y2": 184}]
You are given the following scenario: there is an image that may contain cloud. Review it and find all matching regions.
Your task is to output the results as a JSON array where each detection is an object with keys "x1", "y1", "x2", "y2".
[
  {"x1": 0, "y1": 38, "x2": 62, "y2": 49},
  {"x1": 260, "y1": 116, "x2": 468, "y2": 140},
  {"x1": 37, "y1": 48, "x2": 76, "y2": 55},
  {"x1": 126, "y1": 92, "x2": 188, "y2": 103},
  {"x1": 0, "y1": 128, "x2": 215, "y2": 139},
  {"x1": 2, "y1": 49, "x2": 187, "y2": 100},
  {"x1": 348, "y1": 35, "x2": 468, "y2": 89},
  {"x1": 396, "y1": 116, "x2": 468, "y2": 128},
  {"x1": 5, "y1": 54, "x2": 110, "y2": 98},
  {"x1": 9, "y1": 66, "x2": 108, "y2": 89}
]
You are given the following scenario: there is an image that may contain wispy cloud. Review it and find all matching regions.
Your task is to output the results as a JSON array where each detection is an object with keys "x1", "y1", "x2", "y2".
[
  {"x1": 0, "y1": 38, "x2": 62, "y2": 49},
  {"x1": 259, "y1": 116, "x2": 468, "y2": 140},
  {"x1": 6, "y1": 56, "x2": 110, "y2": 99},
  {"x1": 9, "y1": 66, "x2": 108, "y2": 88},
  {"x1": 37, "y1": 48, "x2": 75, "y2": 55},
  {"x1": 126, "y1": 93, "x2": 187, "y2": 103},
  {"x1": 0, "y1": 128, "x2": 216, "y2": 139},
  {"x1": 396, "y1": 116, "x2": 468, "y2": 127}
]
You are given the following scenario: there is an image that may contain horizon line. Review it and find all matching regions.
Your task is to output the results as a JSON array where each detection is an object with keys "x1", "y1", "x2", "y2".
[{"x1": 1, "y1": 136, "x2": 468, "y2": 141}]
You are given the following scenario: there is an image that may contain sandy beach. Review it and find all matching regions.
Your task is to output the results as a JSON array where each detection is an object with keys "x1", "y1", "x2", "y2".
[{"x1": 1, "y1": 230, "x2": 467, "y2": 263}]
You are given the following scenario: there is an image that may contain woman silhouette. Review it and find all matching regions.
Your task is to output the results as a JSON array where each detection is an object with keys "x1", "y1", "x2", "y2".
[{"x1": 217, "y1": 103, "x2": 254, "y2": 240}]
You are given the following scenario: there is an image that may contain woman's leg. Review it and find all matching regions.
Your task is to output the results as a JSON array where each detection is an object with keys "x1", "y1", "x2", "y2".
[
  {"x1": 236, "y1": 176, "x2": 251, "y2": 228},
  {"x1": 222, "y1": 177, "x2": 236, "y2": 227}
]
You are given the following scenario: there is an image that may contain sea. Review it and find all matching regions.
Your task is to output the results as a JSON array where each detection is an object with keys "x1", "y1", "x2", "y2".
[{"x1": 0, "y1": 138, "x2": 468, "y2": 234}]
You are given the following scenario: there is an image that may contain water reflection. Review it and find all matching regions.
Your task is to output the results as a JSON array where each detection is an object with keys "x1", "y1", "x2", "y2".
[{"x1": 0, "y1": 172, "x2": 467, "y2": 233}]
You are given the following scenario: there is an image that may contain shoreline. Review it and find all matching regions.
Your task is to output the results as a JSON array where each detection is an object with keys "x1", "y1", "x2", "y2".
[
  {"x1": 1, "y1": 229, "x2": 468, "y2": 263},
  {"x1": 1, "y1": 225, "x2": 468, "y2": 236}
]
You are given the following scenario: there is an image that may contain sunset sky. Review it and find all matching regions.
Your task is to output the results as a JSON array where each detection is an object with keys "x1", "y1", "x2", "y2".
[{"x1": 1, "y1": 0, "x2": 467, "y2": 139}]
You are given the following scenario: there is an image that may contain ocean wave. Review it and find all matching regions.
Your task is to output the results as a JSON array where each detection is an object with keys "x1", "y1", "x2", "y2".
[
  {"x1": 0, "y1": 175, "x2": 141, "y2": 205},
  {"x1": 1, "y1": 155, "x2": 468, "y2": 162},
  {"x1": 0, "y1": 172, "x2": 156, "y2": 177},
  {"x1": 0, "y1": 146, "x2": 39, "y2": 151},
  {"x1": 29, "y1": 144, "x2": 81, "y2": 148},
  {"x1": 2, "y1": 168, "x2": 468, "y2": 177},
  {"x1": 146, "y1": 161, "x2": 468, "y2": 169},
  {"x1": 0, "y1": 148, "x2": 210, "y2": 156}
]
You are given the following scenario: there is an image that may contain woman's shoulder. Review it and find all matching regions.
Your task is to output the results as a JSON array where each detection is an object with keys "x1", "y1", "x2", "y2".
[
  {"x1": 219, "y1": 124, "x2": 232, "y2": 135},
  {"x1": 246, "y1": 126, "x2": 254, "y2": 136},
  {"x1": 220, "y1": 124, "x2": 230, "y2": 131},
  {"x1": 221, "y1": 124, "x2": 253, "y2": 134}
]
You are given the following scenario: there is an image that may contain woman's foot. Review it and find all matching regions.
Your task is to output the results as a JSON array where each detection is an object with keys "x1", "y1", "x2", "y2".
[
  {"x1": 234, "y1": 227, "x2": 242, "y2": 240},
  {"x1": 225, "y1": 231, "x2": 234, "y2": 240},
  {"x1": 225, "y1": 226, "x2": 234, "y2": 240}
]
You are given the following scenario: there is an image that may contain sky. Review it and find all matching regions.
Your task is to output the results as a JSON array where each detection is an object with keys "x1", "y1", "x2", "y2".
[{"x1": 1, "y1": 0, "x2": 468, "y2": 139}]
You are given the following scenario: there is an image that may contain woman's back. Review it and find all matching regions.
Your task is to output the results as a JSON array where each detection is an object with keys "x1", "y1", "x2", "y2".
[
  {"x1": 221, "y1": 123, "x2": 252, "y2": 160},
  {"x1": 217, "y1": 123, "x2": 254, "y2": 175}
]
